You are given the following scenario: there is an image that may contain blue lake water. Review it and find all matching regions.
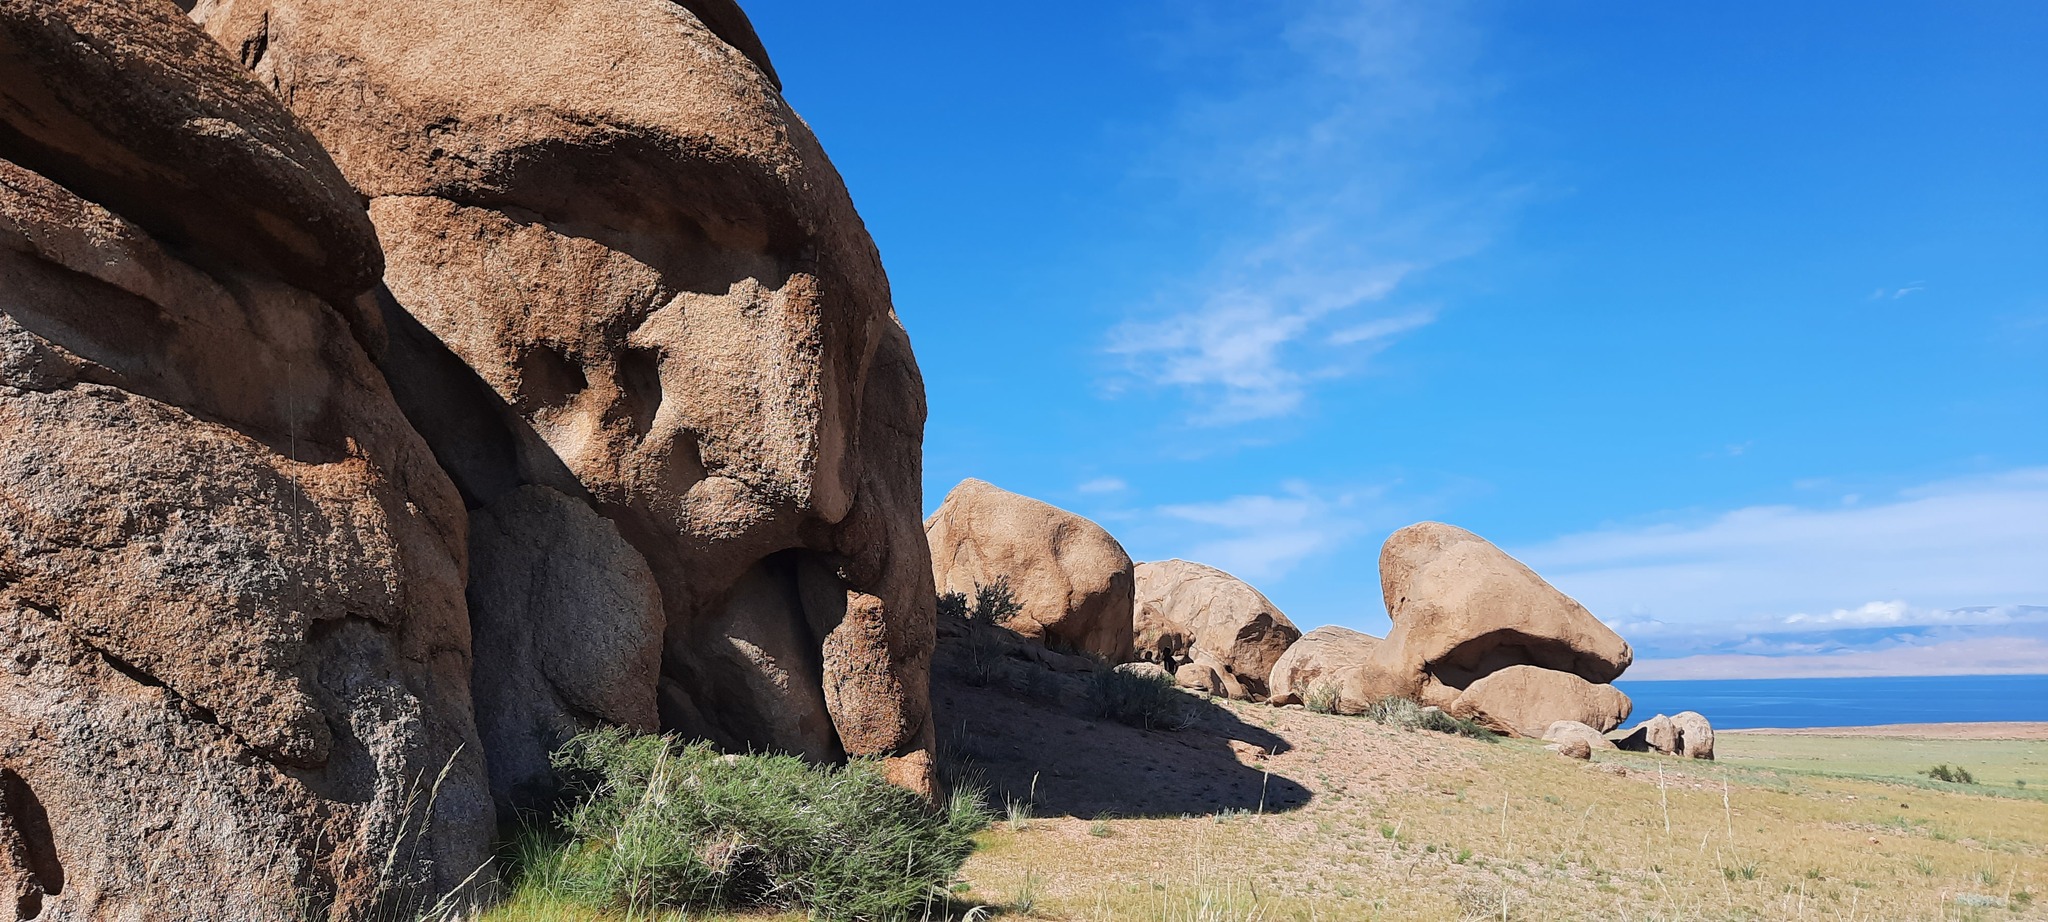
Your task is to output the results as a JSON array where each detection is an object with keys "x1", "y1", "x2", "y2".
[{"x1": 1611, "y1": 674, "x2": 2048, "y2": 730}]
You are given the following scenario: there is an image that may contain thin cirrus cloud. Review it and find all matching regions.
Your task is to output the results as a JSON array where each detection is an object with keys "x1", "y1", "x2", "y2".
[
  {"x1": 1514, "y1": 467, "x2": 2048, "y2": 676},
  {"x1": 1075, "y1": 476, "x2": 1129, "y2": 494},
  {"x1": 1104, "y1": 0, "x2": 1505, "y2": 426},
  {"x1": 1138, "y1": 481, "x2": 1378, "y2": 582}
]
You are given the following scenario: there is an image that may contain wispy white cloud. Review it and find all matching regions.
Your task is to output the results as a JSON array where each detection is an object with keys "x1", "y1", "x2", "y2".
[
  {"x1": 1076, "y1": 476, "x2": 1129, "y2": 494},
  {"x1": 1630, "y1": 636, "x2": 2048, "y2": 680},
  {"x1": 1869, "y1": 282, "x2": 1927, "y2": 300},
  {"x1": 1107, "y1": 267, "x2": 1419, "y2": 423},
  {"x1": 1106, "y1": 0, "x2": 1507, "y2": 425},
  {"x1": 1513, "y1": 468, "x2": 2048, "y2": 670},
  {"x1": 1140, "y1": 480, "x2": 1380, "y2": 581}
]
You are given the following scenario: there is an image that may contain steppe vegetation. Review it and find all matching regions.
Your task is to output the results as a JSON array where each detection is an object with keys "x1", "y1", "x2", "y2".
[{"x1": 944, "y1": 698, "x2": 2048, "y2": 921}]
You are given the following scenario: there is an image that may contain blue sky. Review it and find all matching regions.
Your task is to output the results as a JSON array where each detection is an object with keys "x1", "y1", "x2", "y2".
[{"x1": 748, "y1": 2, "x2": 2048, "y2": 677}]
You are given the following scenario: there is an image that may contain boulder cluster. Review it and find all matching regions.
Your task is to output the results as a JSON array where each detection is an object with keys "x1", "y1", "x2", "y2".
[
  {"x1": 0, "y1": 1, "x2": 1718, "y2": 917},
  {"x1": 2, "y1": 1, "x2": 934, "y2": 918},
  {"x1": 925, "y1": 482, "x2": 1716, "y2": 759}
]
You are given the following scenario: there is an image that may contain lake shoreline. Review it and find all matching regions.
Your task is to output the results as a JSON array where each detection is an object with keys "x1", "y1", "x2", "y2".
[{"x1": 1722, "y1": 721, "x2": 2048, "y2": 740}]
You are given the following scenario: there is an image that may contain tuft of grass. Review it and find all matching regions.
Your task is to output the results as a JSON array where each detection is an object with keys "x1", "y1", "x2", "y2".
[
  {"x1": 1359, "y1": 696, "x2": 1498, "y2": 742},
  {"x1": 1010, "y1": 868, "x2": 1041, "y2": 914},
  {"x1": 1303, "y1": 678, "x2": 1341, "y2": 715},
  {"x1": 1085, "y1": 667, "x2": 1190, "y2": 730},
  {"x1": 1006, "y1": 796, "x2": 1034, "y2": 832},
  {"x1": 510, "y1": 728, "x2": 986, "y2": 922}
]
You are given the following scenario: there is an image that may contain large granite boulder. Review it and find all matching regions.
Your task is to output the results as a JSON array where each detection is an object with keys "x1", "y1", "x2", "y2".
[
  {"x1": 1375, "y1": 523, "x2": 1633, "y2": 694},
  {"x1": 1132, "y1": 560, "x2": 1300, "y2": 699},
  {"x1": 195, "y1": 0, "x2": 940, "y2": 798},
  {"x1": 1267, "y1": 626, "x2": 1381, "y2": 705},
  {"x1": 1446, "y1": 665, "x2": 1633, "y2": 738},
  {"x1": 925, "y1": 479, "x2": 1135, "y2": 661},
  {"x1": 1, "y1": 1, "x2": 490, "y2": 917}
]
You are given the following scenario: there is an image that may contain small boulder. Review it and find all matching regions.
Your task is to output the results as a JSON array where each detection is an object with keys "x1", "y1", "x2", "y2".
[
  {"x1": 1115, "y1": 661, "x2": 1170, "y2": 682},
  {"x1": 1268, "y1": 626, "x2": 1381, "y2": 704},
  {"x1": 1614, "y1": 714, "x2": 1679, "y2": 754},
  {"x1": 1174, "y1": 658, "x2": 1244, "y2": 699},
  {"x1": 927, "y1": 479, "x2": 1136, "y2": 661},
  {"x1": 1554, "y1": 737, "x2": 1593, "y2": 760},
  {"x1": 1671, "y1": 711, "x2": 1715, "y2": 760},
  {"x1": 1543, "y1": 720, "x2": 1619, "y2": 751},
  {"x1": 1446, "y1": 665, "x2": 1632, "y2": 739},
  {"x1": 1132, "y1": 559, "x2": 1301, "y2": 699}
]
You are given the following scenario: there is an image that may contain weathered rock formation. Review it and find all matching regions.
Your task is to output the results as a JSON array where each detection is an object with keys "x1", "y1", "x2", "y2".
[
  {"x1": 925, "y1": 479, "x2": 1135, "y2": 661},
  {"x1": 1374, "y1": 523, "x2": 1632, "y2": 694},
  {"x1": 1446, "y1": 666, "x2": 1632, "y2": 739},
  {"x1": 1175, "y1": 658, "x2": 1246, "y2": 700},
  {"x1": 193, "y1": 0, "x2": 940, "y2": 801},
  {"x1": 3, "y1": 0, "x2": 941, "y2": 917},
  {"x1": 1, "y1": 0, "x2": 490, "y2": 916},
  {"x1": 1670, "y1": 711, "x2": 1715, "y2": 760},
  {"x1": 1324, "y1": 523, "x2": 1633, "y2": 735},
  {"x1": 1615, "y1": 714, "x2": 1677, "y2": 754},
  {"x1": 1267, "y1": 626, "x2": 1381, "y2": 705},
  {"x1": 1616, "y1": 712, "x2": 1714, "y2": 760},
  {"x1": 1555, "y1": 737, "x2": 1594, "y2": 760},
  {"x1": 1132, "y1": 559, "x2": 1301, "y2": 699},
  {"x1": 1543, "y1": 720, "x2": 1619, "y2": 752}
]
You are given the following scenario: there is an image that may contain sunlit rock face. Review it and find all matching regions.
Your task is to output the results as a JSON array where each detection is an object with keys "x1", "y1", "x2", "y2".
[
  {"x1": 1, "y1": 0, "x2": 492, "y2": 917},
  {"x1": 192, "y1": 0, "x2": 938, "y2": 801}
]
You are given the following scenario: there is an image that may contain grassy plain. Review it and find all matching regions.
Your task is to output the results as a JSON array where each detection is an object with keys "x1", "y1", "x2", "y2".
[
  {"x1": 477, "y1": 697, "x2": 2048, "y2": 921},
  {"x1": 943, "y1": 695, "x2": 2048, "y2": 921}
]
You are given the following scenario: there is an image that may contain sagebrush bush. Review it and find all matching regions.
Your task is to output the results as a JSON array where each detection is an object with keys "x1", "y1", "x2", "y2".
[
  {"x1": 1303, "y1": 678, "x2": 1341, "y2": 714},
  {"x1": 516, "y1": 728, "x2": 987, "y2": 921},
  {"x1": 1086, "y1": 668, "x2": 1189, "y2": 730},
  {"x1": 936, "y1": 589, "x2": 970, "y2": 622},
  {"x1": 1923, "y1": 763, "x2": 1976, "y2": 784},
  {"x1": 1360, "y1": 696, "x2": 1498, "y2": 742},
  {"x1": 971, "y1": 577, "x2": 1022, "y2": 625}
]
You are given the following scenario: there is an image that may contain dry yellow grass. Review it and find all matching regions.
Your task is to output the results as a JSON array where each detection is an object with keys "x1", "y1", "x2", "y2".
[{"x1": 947, "y1": 697, "x2": 2048, "y2": 921}]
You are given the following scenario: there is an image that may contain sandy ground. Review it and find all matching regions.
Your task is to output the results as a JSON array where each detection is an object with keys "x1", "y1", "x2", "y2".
[{"x1": 1726, "y1": 721, "x2": 2048, "y2": 740}]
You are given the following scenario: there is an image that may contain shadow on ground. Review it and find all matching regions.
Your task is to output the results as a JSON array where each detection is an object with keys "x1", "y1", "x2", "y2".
[{"x1": 932, "y1": 677, "x2": 1312, "y2": 819}]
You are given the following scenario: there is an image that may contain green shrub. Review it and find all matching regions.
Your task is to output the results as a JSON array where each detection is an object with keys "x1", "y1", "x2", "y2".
[
  {"x1": 517, "y1": 728, "x2": 987, "y2": 921},
  {"x1": 1360, "y1": 696, "x2": 1498, "y2": 742},
  {"x1": 971, "y1": 577, "x2": 1022, "y2": 625},
  {"x1": 1085, "y1": 668, "x2": 1190, "y2": 730},
  {"x1": 936, "y1": 589, "x2": 970, "y2": 622},
  {"x1": 1923, "y1": 764, "x2": 1976, "y2": 784}
]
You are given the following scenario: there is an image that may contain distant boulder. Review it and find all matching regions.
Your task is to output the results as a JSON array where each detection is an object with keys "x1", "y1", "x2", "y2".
[
  {"x1": 927, "y1": 479, "x2": 1136, "y2": 661},
  {"x1": 1671, "y1": 711, "x2": 1716, "y2": 760},
  {"x1": 1446, "y1": 665, "x2": 1633, "y2": 739},
  {"x1": 1268, "y1": 626, "x2": 1381, "y2": 706},
  {"x1": 1543, "y1": 720, "x2": 1619, "y2": 751},
  {"x1": 1554, "y1": 737, "x2": 1594, "y2": 760},
  {"x1": 1132, "y1": 559, "x2": 1301, "y2": 699},
  {"x1": 1615, "y1": 714, "x2": 1680, "y2": 755}
]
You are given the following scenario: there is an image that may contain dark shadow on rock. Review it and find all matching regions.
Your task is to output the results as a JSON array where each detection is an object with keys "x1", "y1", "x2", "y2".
[{"x1": 932, "y1": 674, "x2": 1311, "y2": 820}]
